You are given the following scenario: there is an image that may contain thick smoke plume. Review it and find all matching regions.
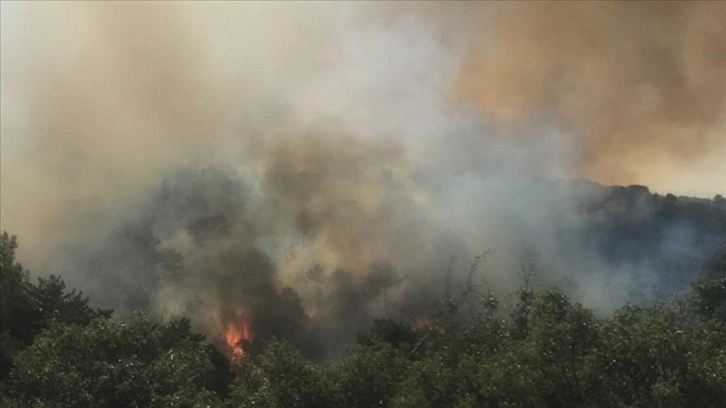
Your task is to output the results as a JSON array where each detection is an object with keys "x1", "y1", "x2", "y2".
[
  {"x1": 2, "y1": 2, "x2": 724, "y2": 356},
  {"x1": 454, "y1": 2, "x2": 726, "y2": 191}
]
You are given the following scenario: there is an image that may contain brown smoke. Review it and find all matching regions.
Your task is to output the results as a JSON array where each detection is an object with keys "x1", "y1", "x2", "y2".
[
  {"x1": 1, "y1": 2, "x2": 443, "y2": 351},
  {"x1": 455, "y1": 2, "x2": 726, "y2": 189},
  {"x1": 2, "y1": 2, "x2": 724, "y2": 354},
  {"x1": 0, "y1": 2, "x2": 333, "y2": 257}
]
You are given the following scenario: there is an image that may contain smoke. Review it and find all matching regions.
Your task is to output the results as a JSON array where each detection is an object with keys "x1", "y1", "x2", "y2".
[
  {"x1": 2, "y1": 2, "x2": 724, "y2": 356},
  {"x1": 454, "y1": 1, "x2": 726, "y2": 192}
]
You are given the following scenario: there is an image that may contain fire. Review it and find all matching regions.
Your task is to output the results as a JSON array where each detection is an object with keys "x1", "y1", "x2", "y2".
[{"x1": 224, "y1": 319, "x2": 253, "y2": 358}]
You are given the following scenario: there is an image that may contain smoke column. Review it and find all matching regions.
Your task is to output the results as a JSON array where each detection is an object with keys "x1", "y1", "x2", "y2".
[{"x1": 2, "y1": 2, "x2": 724, "y2": 356}]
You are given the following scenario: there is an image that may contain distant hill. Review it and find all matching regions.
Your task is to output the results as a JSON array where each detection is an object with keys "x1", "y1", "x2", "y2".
[{"x1": 530, "y1": 179, "x2": 725, "y2": 301}]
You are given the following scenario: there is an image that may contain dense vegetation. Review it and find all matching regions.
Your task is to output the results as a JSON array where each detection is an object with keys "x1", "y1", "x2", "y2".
[{"x1": 1, "y1": 230, "x2": 725, "y2": 407}]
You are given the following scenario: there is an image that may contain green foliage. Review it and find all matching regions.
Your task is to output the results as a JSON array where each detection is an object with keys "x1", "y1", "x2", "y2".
[
  {"x1": 2, "y1": 230, "x2": 725, "y2": 407},
  {"x1": 230, "y1": 340, "x2": 332, "y2": 408},
  {"x1": 331, "y1": 285, "x2": 725, "y2": 408},
  {"x1": 357, "y1": 318, "x2": 418, "y2": 349},
  {"x1": 26, "y1": 274, "x2": 110, "y2": 327},
  {"x1": 591, "y1": 302, "x2": 726, "y2": 407},
  {"x1": 8, "y1": 314, "x2": 223, "y2": 407},
  {"x1": 329, "y1": 341, "x2": 409, "y2": 408},
  {"x1": 0, "y1": 232, "x2": 31, "y2": 335},
  {"x1": 0, "y1": 232, "x2": 111, "y2": 383},
  {"x1": 691, "y1": 251, "x2": 726, "y2": 322},
  {"x1": 0, "y1": 232, "x2": 36, "y2": 381}
]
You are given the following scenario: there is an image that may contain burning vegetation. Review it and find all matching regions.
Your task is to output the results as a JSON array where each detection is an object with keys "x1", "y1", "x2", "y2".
[
  {"x1": 1, "y1": 1, "x2": 725, "y2": 407},
  {"x1": 224, "y1": 319, "x2": 253, "y2": 358},
  {"x1": 1, "y1": 231, "x2": 725, "y2": 407}
]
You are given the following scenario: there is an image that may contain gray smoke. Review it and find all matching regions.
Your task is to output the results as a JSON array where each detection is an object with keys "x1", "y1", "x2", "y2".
[{"x1": 1, "y1": 2, "x2": 724, "y2": 356}]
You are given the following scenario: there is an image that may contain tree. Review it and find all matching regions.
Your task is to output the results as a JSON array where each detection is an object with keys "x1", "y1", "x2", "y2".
[
  {"x1": 0, "y1": 232, "x2": 38, "y2": 381},
  {"x1": 692, "y1": 251, "x2": 726, "y2": 322},
  {"x1": 524, "y1": 290, "x2": 599, "y2": 407},
  {"x1": 230, "y1": 340, "x2": 332, "y2": 408},
  {"x1": 26, "y1": 274, "x2": 109, "y2": 327},
  {"x1": 329, "y1": 341, "x2": 408, "y2": 408},
  {"x1": 357, "y1": 318, "x2": 418, "y2": 350},
  {"x1": 8, "y1": 313, "x2": 223, "y2": 407}
]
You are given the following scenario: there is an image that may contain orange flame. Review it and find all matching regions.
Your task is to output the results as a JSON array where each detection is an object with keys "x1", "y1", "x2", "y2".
[{"x1": 224, "y1": 320, "x2": 253, "y2": 358}]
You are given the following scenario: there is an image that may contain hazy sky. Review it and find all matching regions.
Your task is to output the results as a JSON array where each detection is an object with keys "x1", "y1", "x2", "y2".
[{"x1": 1, "y1": 1, "x2": 724, "y2": 256}]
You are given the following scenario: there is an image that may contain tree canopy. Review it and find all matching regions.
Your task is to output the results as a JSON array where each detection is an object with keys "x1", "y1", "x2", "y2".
[{"x1": 1, "y1": 230, "x2": 725, "y2": 407}]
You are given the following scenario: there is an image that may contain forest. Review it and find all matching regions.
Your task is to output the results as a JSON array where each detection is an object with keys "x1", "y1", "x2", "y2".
[
  {"x1": 3, "y1": 2, "x2": 726, "y2": 407},
  {"x1": 1, "y1": 225, "x2": 725, "y2": 408}
]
